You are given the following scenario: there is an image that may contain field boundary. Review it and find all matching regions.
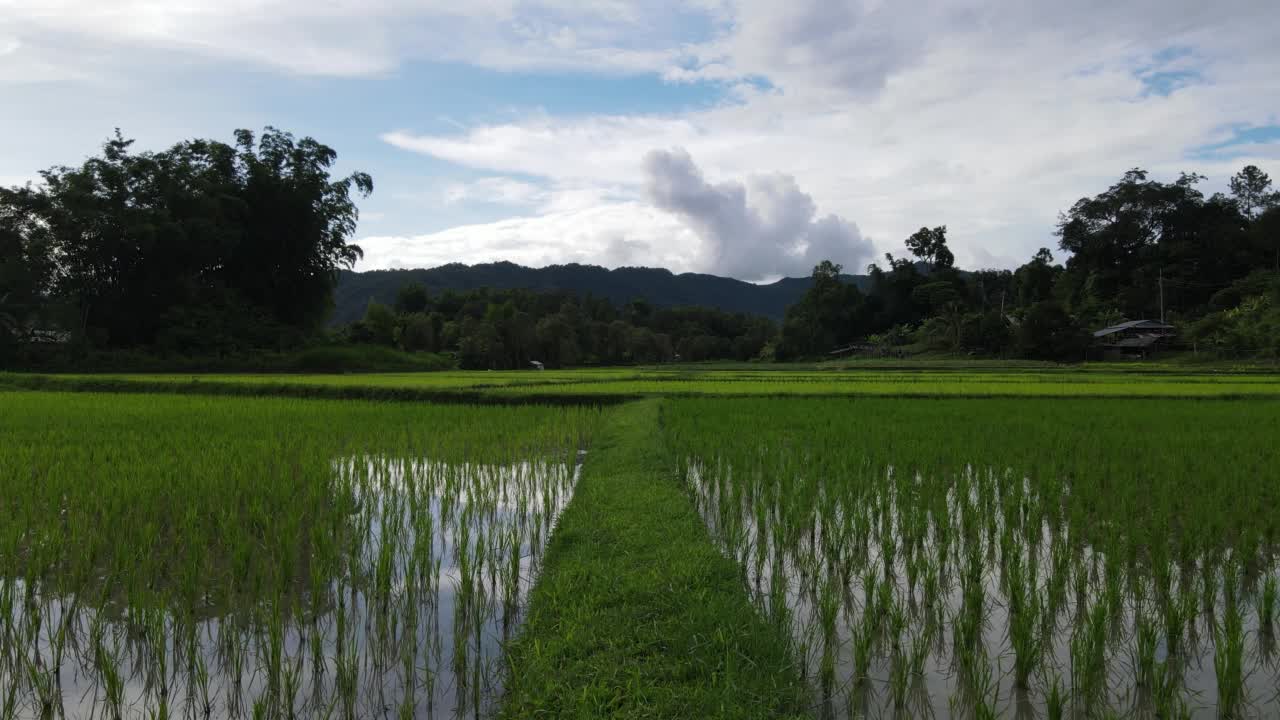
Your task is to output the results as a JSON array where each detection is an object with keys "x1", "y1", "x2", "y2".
[
  {"x1": 7, "y1": 371, "x2": 1280, "y2": 402},
  {"x1": 0, "y1": 373, "x2": 638, "y2": 406},
  {"x1": 499, "y1": 400, "x2": 809, "y2": 719}
]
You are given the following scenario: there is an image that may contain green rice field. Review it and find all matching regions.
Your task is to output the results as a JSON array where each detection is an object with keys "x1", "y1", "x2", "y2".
[
  {"x1": 665, "y1": 398, "x2": 1280, "y2": 718},
  {"x1": 6, "y1": 366, "x2": 1280, "y2": 401},
  {"x1": 2, "y1": 366, "x2": 1278, "y2": 718},
  {"x1": 0, "y1": 393, "x2": 597, "y2": 719}
]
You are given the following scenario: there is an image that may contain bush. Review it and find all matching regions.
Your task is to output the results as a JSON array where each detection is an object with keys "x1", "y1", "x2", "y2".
[
  {"x1": 400, "y1": 313, "x2": 436, "y2": 352},
  {"x1": 289, "y1": 345, "x2": 454, "y2": 373},
  {"x1": 1014, "y1": 302, "x2": 1090, "y2": 361}
]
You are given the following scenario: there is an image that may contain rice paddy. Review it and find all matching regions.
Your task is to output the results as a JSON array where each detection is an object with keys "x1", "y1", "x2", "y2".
[
  {"x1": 3, "y1": 369, "x2": 1279, "y2": 719},
  {"x1": 7, "y1": 367, "x2": 1280, "y2": 402},
  {"x1": 0, "y1": 393, "x2": 597, "y2": 719},
  {"x1": 664, "y1": 398, "x2": 1280, "y2": 718}
]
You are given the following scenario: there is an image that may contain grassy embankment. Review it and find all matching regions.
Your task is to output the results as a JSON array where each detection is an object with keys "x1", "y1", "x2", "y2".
[{"x1": 500, "y1": 400, "x2": 808, "y2": 719}]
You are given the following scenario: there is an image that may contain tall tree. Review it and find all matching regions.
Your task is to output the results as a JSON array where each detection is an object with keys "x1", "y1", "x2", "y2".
[
  {"x1": 1, "y1": 127, "x2": 371, "y2": 350},
  {"x1": 0, "y1": 185, "x2": 56, "y2": 349},
  {"x1": 904, "y1": 226, "x2": 955, "y2": 270},
  {"x1": 1055, "y1": 168, "x2": 1255, "y2": 319},
  {"x1": 1011, "y1": 248, "x2": 1060, "y2": 307},
  {"x1": 1254, "y1": 205, "x2": 1280, "y2": 272},
  {"x1": 222, "y1": 128, "x2": 372, "y2": 331},
  {"x1": 777, "y1": 261, "x2": 867, "y2": 359},
  {"x1": 395, "y1": 282, "x2": 430, "y2": 314},
  {"x1": 1230, "y1": 165, "x2": 1277, "y2": 218}
]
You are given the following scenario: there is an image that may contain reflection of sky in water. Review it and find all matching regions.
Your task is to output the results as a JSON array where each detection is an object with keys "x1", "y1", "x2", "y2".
[
  {"x1": 2, "y1": 453, "x2": 584, "y2": 719},
  {"x1": 687, "y1": 460, "x2": 1280, "y2": 720}
]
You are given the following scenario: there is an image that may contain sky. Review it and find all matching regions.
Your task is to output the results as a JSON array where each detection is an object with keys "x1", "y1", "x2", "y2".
[{"x1": 2, "y1": 0, "x2": 1278, "y2": 281}]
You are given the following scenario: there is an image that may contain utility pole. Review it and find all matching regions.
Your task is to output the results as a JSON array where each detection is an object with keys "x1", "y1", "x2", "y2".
[{"x1": 1159, "y1": 268, "x2": 1165, "y2": 324}]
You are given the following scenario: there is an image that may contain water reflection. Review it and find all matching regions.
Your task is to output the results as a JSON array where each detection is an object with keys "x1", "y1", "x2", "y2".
[
  {"x1": 0, "y1": 453, "x2": 583, "y2": 719},
  {"x1": 686, "y1": 459, "x2": 1280, "y2": 719}
]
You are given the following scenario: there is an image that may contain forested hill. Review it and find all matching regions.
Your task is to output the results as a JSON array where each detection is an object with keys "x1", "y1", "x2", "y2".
[{"x1": 333, "y1": 262, "x2": 872, "y2": 324}]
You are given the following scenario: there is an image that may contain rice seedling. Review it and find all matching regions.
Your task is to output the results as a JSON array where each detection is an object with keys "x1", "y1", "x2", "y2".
[
  {"x1": 1259, "y1": 575, "x2": 1277, "y2": 636},
  {"x1": 665, "y1": 396, "x2": 1280, "y2": 718},
  {"x1": 1213, "y1": 600, "x2": 1246, "y2": 718},
  {"x1": 0, "y1": 392, "x2": 597, "y2": 719}
]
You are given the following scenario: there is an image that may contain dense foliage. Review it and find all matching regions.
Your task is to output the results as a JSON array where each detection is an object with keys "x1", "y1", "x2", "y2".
[
  {"x1": 0, "y1": 128, "x2": 371, "y2": 360},
  {"x1": 344, "y1": 285, "x2": 776, "y2": 369},
  {"x1": 331, "y1": 262, "x2": 857, "y2": 325},
  {"x1": 779, "y1": 165, "x2": 1280, "y2": 361}
]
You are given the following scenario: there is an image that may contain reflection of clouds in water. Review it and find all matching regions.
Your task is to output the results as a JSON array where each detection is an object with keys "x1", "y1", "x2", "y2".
[{"x1": 4, "y1": 453, "x2": 584, "y2": 720}]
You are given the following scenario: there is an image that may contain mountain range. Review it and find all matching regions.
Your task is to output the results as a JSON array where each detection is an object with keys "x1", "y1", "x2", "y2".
[{"x1": 333, "y1": 262, "x2": 872, "y2": 325}]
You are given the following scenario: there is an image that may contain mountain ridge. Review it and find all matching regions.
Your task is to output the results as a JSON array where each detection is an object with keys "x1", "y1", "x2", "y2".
[{"x1": 333, "y1": 261, "x2": 872, "y2": 325}]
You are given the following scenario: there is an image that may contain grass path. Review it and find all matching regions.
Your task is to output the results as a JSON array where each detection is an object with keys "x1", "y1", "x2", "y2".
[{"x1": 499, "y1": 400, "x2": 808, "y2": 719}]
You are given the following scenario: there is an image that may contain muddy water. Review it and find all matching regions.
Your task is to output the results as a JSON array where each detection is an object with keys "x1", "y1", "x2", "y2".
[
  {"x1": 0, "y1": 453, "x2": 584, "y2": 719},
  {"x1": 687, "y1": 460, "x2": 1280, "y2": 719}
]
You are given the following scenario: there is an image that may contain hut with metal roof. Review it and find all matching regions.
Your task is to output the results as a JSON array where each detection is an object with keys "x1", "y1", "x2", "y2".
[{"x1": 1092, "y1": 319, "x2": 1176, "y2": 358}]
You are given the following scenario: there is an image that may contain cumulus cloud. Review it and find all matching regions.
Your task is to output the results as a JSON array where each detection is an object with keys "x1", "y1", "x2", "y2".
[
  {"x1": 359, "y1": 158, "x2": 876, "y2": 281},
  {"x1": 643, "y1": 148, "x2": 872, "y2": 280},
  {"x1": 378, "y1": 0, "x2": 1280, "y2": 271}
]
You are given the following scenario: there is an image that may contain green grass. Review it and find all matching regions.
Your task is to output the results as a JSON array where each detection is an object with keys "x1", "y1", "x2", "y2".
[
  {"x1": 503, "y1": 371, "x2": 1280, "y2": 398},
  {"x1": 7, "y1": 365, "x2": 1280, "y2": 402},
  {"x1": 499, "y1": 401, "x2": 808, "y2": 719},
  {"x1": 11, "y1": 344, "x2": 458, "y2": 373},
  {"x1": 0, "y1": 370, "x2": 640, "y2": 405}
]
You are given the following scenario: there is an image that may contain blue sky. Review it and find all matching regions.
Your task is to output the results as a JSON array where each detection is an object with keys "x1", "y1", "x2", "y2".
[{"x1": 3, "y1": 0, "x2": 1278, "y2": 279}]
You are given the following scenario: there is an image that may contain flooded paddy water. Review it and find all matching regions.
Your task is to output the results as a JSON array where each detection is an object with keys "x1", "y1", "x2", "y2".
[
  {"x1": 0, "y1": 454, "x2": 583, "y2": 720},
  {"x1": 664, "y1": 395, "x2": 1280, "y2": 720},
  {"x1": 686, "y1": 459, "x2": 1279, "y2": 718}
]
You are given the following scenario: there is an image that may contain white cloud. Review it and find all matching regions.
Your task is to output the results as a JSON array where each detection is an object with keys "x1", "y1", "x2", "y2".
[
  {"x1": 643, "y1": 148, "x2": 872, "y2": 280},
  {"x1": 0, "y1": 0, "x2": 717, "y2": 80},
  {"x1": 376, "y1": 0, "x2": 1280, "y2": 273},
  {"x1": 0, "y1": 174, "x2": 40, "y2": 188},
  {"x1": 358, "y1": 149, "x2": 873, "y2": 280},
  {"x1": 3, "y1": 0, "x2": 1279, "y2": 278},
  {"x1": 358, "y1": 202, "x2": 700, "y2": 272},
  {"x1": 441, "y1": 177, "x2": 548, "y2": 207}
]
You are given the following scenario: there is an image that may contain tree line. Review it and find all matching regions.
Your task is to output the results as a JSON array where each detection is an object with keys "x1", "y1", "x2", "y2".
[
  {"x1": 778, "y1": 166, "x2": 1280, "y2": 361},
  {"x1": 3, "y1": 127, "x2": 1277, "y2": 367},
  {"x1": 349, "y1": 285, "x2": 775, "y2": 369}
]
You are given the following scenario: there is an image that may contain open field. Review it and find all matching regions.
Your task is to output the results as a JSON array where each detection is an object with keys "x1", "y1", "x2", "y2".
[
  {"x1": 2, "y1": 369, "x2": 1279, "y2": 718},
  {"x1": 6, "y1": 365, "x2": 1280, "y2": 401},
  {"x1": 498, "y1": 370, "x2": 1280, "y2": 399}
]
